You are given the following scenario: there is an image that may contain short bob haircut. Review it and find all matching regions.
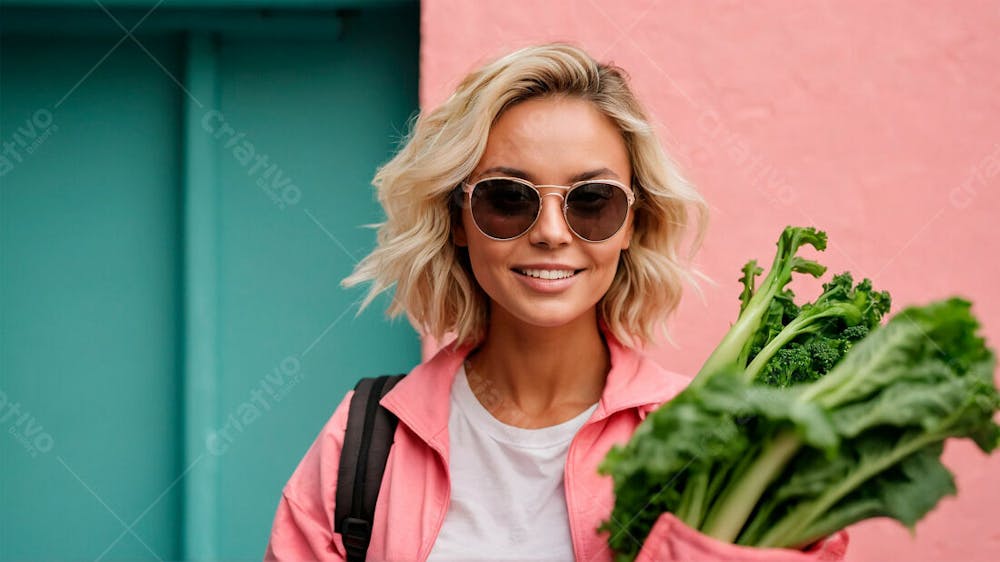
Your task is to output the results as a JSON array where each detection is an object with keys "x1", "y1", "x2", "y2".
[{"x1": 343, "y1": 42, "x2": 707, "y2": 349}]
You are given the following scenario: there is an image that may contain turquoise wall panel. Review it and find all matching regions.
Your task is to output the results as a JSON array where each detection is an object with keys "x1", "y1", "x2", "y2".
[
  {"x1": 0, "y1": 35, "x2": 185, "y2": 560},
  {"x1": 211, "y1": 8, "x2": 421, "y2": 559},
  {"x1": 1, "y1": 2, "x2": 420, "y2": 560}
]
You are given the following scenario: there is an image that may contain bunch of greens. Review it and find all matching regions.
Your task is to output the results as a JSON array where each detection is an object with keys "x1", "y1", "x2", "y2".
[{"x1": 597, "y1": 226, "x2": 999, "y2": 561}]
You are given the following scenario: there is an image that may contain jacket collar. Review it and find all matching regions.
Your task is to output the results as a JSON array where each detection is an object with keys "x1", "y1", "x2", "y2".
[{"x1": 379, "y1": 326, "x2": 687, "y2": 461}]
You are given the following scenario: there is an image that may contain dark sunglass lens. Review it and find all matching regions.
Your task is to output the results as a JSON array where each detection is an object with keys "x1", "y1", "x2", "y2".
[
  {"x1": 471, "y1": 179, "x2": 540, "y2": 239},
  {"x1": 565, "y1": 183, "x2": 629, "y2": 241}
]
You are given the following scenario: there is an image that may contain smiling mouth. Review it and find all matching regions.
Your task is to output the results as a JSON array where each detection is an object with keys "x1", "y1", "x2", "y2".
[{"x1": 514, "y1": 268, "x2": 583, "y2": 280}]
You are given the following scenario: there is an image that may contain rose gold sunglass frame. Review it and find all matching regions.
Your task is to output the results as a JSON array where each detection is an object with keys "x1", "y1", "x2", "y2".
[{"x1": 460, "y1": 176, "x2": 636, "y2": 242}]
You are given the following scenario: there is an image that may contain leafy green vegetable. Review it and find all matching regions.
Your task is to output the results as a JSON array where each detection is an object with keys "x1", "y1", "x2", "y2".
[
  {"x1": 597, "y1": 226, "x2": 999, "y2": 562},
  {"x1": 696, "y1": 226, "x2": 830, "y2": 385}
]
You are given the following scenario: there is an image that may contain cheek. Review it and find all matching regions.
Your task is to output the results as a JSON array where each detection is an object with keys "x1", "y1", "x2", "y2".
[
  {"x1": 594, "y1": 246, "x2": 625, "y2": 272},
  {"x1": 464, "y1": 235, "x2": 508, "y2": 287},
  {"x1": 585, "y1": 250, "x2": 624, "y2": 309}
]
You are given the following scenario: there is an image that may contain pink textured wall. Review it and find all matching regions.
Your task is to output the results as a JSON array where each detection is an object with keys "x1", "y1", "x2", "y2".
[{"x1": 419, "y1": 1, "x2": 1000, "y2": 560}]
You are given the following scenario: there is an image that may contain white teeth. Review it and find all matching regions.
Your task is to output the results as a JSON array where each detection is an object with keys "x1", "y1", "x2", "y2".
[{"x1": 518, "y1": 269, "x2": 577, "y2": 280}]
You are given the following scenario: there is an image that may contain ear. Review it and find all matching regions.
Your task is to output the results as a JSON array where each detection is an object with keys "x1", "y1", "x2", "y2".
[
  {"x1": 453, "y1": 215, "x2": 469, "y2": 247},
  {"x1": 619, "y1": 213, "x2": 634, "y2": 251},
  {"x1": 450, "y1": 189, "x2": 470, "y2": 247}
]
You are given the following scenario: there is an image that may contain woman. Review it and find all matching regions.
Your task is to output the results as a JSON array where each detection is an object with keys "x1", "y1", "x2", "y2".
[{"x1": 264, "y1": 43, "x2": 846, "y2": 561}]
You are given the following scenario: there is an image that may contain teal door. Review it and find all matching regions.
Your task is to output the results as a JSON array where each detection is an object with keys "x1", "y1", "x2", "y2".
[{"x1": 0, "y1": 2, "x2": 421, "y2": 559}]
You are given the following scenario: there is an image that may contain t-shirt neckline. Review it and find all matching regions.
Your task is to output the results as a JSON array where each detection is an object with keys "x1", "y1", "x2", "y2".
[{"x1": 453, "y1": 363, "x2": 599, "y2": 449}]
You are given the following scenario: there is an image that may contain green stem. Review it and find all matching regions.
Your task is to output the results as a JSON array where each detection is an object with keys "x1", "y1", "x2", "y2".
[
  {"x1": 744, "y1": 307, "x2": 848, "y2": 383},
  {"x1": 695, "y1": 310, "x2": 766, "y2": 385},
  {"x1": 756, "y1": 429, "x2": 945, "y2": 548},
  {"x1": 736, "y1": 493, "x2": 781, "y2": 546},
  {"x1": 700, "y1": 429, "x2": 803, "y2": 543},
  {"x1": 705, "y1": 459, "x2": 737, "y2": 510},
  {"x1": 676, "y1": 473, "x2": 696, "y2": 525},
  {"x1": 743, "y1": 316, "x2": 813, "y2": 382},
  {"x1": 682, "y1": 470, "x2": 710, "y2": 528}
]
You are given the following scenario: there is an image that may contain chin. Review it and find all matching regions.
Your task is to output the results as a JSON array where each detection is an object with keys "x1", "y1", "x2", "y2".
[{"x1": 503, "y1": 304, "x2": 598, "y2": 331}]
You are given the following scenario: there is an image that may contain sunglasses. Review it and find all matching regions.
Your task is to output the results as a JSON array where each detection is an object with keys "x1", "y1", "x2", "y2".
[{"x1": 460, "y1": 176, "x2": 636, "y2": 242}]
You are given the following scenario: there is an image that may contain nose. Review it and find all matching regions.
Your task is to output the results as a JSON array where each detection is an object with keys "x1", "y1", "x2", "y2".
[{"x1": 527, "y1": 191, "x2": 573, "y2": 247}]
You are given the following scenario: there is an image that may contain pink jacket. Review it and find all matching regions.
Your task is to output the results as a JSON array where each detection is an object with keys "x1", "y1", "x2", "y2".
[{"x1": 264, "y1": 332, "x2": 847, "y2": 561}]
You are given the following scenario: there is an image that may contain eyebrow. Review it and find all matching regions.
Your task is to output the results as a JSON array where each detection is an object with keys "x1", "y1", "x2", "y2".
[{"x1": 476, "y1": 166, "x2": 620, "y2": 183}]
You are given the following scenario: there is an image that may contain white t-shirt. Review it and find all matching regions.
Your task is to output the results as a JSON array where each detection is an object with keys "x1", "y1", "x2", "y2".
[{"x1": 426, "y1": 364, "x2": 600, "y2": 562}]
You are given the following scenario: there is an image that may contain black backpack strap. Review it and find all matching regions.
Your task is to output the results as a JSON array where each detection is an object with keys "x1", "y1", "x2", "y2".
[{"x1": 334, "y1": 374, "x2": 406, "y2": 562}]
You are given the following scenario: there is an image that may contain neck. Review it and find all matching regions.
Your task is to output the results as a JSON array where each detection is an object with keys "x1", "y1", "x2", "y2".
[{"x1": 466, "y1": 307, "x2": 610, "y2": 422}]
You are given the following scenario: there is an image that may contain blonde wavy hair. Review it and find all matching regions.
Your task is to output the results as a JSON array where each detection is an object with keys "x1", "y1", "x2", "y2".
[{"x1": 342, "y1": 42, "x2": 708, "y2": 349}]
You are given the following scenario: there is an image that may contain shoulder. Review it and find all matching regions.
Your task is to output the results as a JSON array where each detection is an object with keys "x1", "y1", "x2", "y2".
[{"x1": 603, "y1": 342, "x2": 694, "y2": 421}]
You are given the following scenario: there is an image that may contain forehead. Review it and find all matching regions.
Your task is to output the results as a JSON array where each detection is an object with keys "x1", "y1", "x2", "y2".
[{"x1": 476, "y1": 96, "x2": 631, "y2": 183}]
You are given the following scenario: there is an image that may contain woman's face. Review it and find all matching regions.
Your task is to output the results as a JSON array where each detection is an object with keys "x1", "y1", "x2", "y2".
[{"x1": 454, "y1": 95, "x2": 634, "y2": 333}]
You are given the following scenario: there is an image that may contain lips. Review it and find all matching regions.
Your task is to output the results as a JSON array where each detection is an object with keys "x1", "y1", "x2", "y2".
[{"x1": 510, "y1": 264, "x2": 585, "y2": 293}]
